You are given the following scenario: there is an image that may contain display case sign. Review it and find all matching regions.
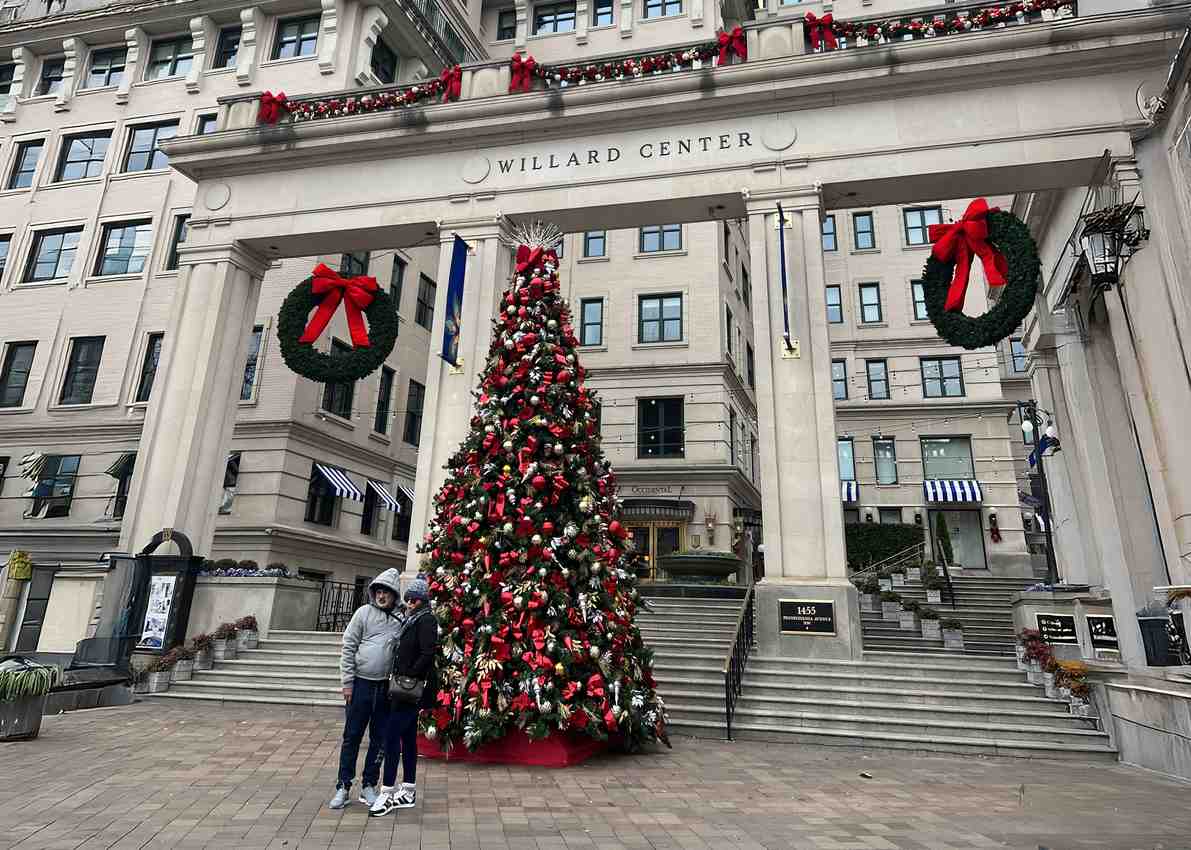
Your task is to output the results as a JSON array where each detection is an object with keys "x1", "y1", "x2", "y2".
[
  {"x1": 779, "y1": 599, "x2": 836, "y2": 635},
  {"x1": 138, "y1": 574, "x2": 177, "y2": 649},
  {"x1": 1036, "y1": 612, "x2": 1078, "y2": 645},
  {"x1": 1086, "y1": 614, "x2": 1118, "y2": 650}
]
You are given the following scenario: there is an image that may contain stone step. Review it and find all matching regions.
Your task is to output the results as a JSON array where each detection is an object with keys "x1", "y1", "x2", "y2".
[
  {"x1": 860, "y1": 613, "x2": 1014, "y2": 628},
  {"x1": 859, "y1": 626, "x2": 1016, "y2": 642},
  {"x1": 236, "y1": 648, "x2": 340, "y2": 662},
  {"x1": 862, "y1": 636, "x2": 1015, "y2": 653},
  {"x1": 149, "y1": 690, "x2": 342, "y2": 708},
  {"x1": 638, "y1": 626, "x2": 740, "y2": 640},
  {"x1": 268, "y1": 630, "x2": 344, "y2": 644},
  {"x1": 214, "y1": 658, "x2": 340, "y2": 674},
  {"x1": 647, "y1": 640, "x2": 733, "y2": 654},
  {"x1": 736, "y1": 679, "x2": 1073, "y2": 715},
  {"x1": 733, "y1": 667, "x2": 1039, "y2": 694},
  {"x1": 862, "y1": 640, "x2": 1015, "y2": 656},
  {"x1": 164, "y1": 679, "x2": 342, "y2": 704},
  {"x1": 256, "y1": 638, "x2": 346, "y2": 652},
  {"x1": 862, "y1": 650, "x2": 1021, "y2": 667},
  {"x1": 745, "y1": 656, "x2": 1027, "y2": 682}
]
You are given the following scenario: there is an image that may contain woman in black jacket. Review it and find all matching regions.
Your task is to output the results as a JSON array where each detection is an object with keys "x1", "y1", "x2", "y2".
[{"x1": 369, "y1": 577, "x2": 438, "y2": 817}]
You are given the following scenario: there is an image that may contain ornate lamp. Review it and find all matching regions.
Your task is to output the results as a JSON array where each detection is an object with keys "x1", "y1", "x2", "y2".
[{"x1": 1078, "y1": 199, "x2": 1149, "y2": 290}]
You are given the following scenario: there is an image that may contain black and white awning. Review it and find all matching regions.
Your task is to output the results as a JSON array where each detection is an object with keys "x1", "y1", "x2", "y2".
[
  {"x1": 314, "y1": 463, "x2": 363, "y2": 501},
  {"x1": 923, "y1": 479, "x2": 982, "y2": 503},
  {"x1": 397, "y1": 484, "x2": 415, "y2": 504},
  {"x1": 368, "y1": 480, "x2": 400, "y2": 512},
  {"x1": 18, "y1": 451, "x2": 47, "y2": 481},
  {"x1": 105, "y1": 452, "x2": 135, "y2": 479},
  {"x1": 840, "y1": 481, "x2": 859, "y2": 503}
]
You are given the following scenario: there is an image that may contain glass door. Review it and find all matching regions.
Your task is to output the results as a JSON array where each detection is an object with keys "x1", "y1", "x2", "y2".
[{"x1": 625, "y1": 523, "x2": 685, "y2": 582}]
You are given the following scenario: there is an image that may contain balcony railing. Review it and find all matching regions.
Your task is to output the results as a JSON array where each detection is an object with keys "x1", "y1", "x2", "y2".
[{"x1": 403, "y1": 0, "x2": 474, "y2": 65}]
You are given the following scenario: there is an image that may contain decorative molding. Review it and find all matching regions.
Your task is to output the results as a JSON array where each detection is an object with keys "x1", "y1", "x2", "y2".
[
  {"x1": 236, "y1": 7, "x2": 263, "y2": 87},
  {"x1": 514, "y1": 0, "x2": 528, "y2": 52},
  {"x1": 117, "y1": 27, "x2": 147, "y2": 105},
  {"x1": 0, "y1": 46, "x2": 27, "y2": 121},
  {"x1": 187, "y1": 16, "x2": 216, "y2": 94},
  {"x1": 689, "y1": 0, "x2": 704, "y2": 29},
  {"x1": 619, "y1": 0, "x2": 633, "y2": 38},
  {"x1": 575, "y1": 0, "x2": 589, "y2": 45},
  {"x1": 56, "y1": 36, "x2": 87, "y2": 112},
  {"x1": 317, "y1": 0, "x2": 339, "y2": 76},
  {"x1": 354, "y1": 6, "x2": 389, "y2": 87}
]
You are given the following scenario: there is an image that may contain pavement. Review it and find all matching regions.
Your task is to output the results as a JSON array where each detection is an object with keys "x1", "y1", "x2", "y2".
[{"x1": 1, "y1": 701, "x2": 1188, "y2": 850}]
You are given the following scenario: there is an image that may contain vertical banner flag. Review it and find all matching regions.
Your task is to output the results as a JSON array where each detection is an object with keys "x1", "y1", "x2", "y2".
[
  {"x1": 775, "y1": 203, "x2": 793, "y2": 351},
  {"x1": 441, "y1": 235, "x2": 469, "y2": 367}
]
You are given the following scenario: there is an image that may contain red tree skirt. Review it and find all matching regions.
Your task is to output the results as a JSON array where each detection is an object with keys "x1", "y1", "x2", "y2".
[{"x1": 417, "y1": 727, "x2": 607, "y2": 767}]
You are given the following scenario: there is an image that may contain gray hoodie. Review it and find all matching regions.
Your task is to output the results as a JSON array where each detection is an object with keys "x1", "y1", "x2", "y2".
[{"x1": 339, "y1": 568, "x2": 404, "y2": 687}]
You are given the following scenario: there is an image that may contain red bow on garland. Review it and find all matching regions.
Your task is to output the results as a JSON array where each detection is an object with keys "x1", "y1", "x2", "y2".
[
  {"x1": 717, "y1": 27, "x2": 747, "y2": 66},
  {"x1": 257, "y1": 91, "x2": 291, "y2": 125},
  {"x1": 510, "y1": 54, "x2": 537, "y2": 93},
  {"x1": 928, "y1": 198, "x2": 1009, "y2": 312},
  {"x1": 805, "y1": 13, "x2": 838, "y2": 50},
  {"x1": 298, "y1": 263, "x2": 380, "y2": 348},
  {"x1": 440, "y1": 65, "x2": 463, "y2": 103}
]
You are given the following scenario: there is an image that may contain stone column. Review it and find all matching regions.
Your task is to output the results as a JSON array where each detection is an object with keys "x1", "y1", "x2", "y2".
[
  {"x1": 745, "y1": 191, "x2": 860, "y2": 660},
  {"x1": 406, "y1": 218, "x2": 512, "y2": 570},
  {"x1": 119, "y1": 242, "x2": 270, "y2": 557}
]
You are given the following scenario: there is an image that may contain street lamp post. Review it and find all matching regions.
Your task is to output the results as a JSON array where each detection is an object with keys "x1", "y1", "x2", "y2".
[{"x1": 1020, "y1": 400, "x2": 1058, "y2": 586}]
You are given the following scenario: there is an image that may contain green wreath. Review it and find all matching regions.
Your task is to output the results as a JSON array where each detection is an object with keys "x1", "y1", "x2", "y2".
[
  {"x1": 277, "y1": 277, "x2": 398, "y2": 382},
  {"x1": 922, "y1": 209, "x2": 1040, "y2": 350}
]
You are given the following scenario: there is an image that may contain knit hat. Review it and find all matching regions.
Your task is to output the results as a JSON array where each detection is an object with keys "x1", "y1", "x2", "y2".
[{"x1": 404, "y1": 576, "x2": 430, "y2": 602}]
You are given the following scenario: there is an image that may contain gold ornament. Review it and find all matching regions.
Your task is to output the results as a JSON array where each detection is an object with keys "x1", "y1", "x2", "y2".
[{"x1": 555, "y1": 662, "x2": 566, "y2": 676}]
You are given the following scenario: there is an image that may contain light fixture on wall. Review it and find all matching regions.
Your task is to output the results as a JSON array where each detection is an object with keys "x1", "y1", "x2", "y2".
[
  {"x1": 914, "y1": 512, "x2": 922, "y2": 525},
  {"x1": 1078, "y1": 197, "x2": 1149, "y2": 291},
  {"x1": 705, "y1": 513, "x2": 717, "y2": 545},
  {"x1": 865, "y1": 511, "x2": 874, "y2": 523}
]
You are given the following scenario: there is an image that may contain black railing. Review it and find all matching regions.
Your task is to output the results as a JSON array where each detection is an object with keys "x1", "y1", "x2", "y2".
[
  {"x1": 722, "y1": 585, "x2": 755, "y2": 741},
  {"x1": 317, "y1": 581, "x2": 365, "y2": 632},
  {"x1": 939, "y1": 560, "x2": 957, "y2": 609}
]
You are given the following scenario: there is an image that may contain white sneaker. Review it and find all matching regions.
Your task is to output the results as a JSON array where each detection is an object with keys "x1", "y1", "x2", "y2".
[
  {"x1": 329, "y1": 785, "x2": 351, "y2": 809},
  {"x1": 359, "y1": 785, "x2": 379, "y2": 807},
  {"x1": 392, "y1": 784, "x2": 416, "y2": 809},
  {"x1": 368, "y1": 787, "x2": 396, "y2": 817}
]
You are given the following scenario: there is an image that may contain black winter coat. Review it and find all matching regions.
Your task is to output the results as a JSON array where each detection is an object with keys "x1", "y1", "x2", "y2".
[{"x1": 395, "y1": 608, "x2": 439, "y2": 710}]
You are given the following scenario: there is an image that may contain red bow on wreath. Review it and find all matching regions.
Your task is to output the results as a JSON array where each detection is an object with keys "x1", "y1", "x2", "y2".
[
  {"x1": 298, "y1": 263, "x2": 380, "y2": 348},
  {"x1": 258, "y1": 91, "x2": 291, "y2": 125},
  {"x1": 929, "y1": 198, "x2": 1009, "y2": 312},
  {"x1": 510, "y1": 54, "x2": 536, "y2": 93},
  {"x1": 440, "y1": 65, "x2": 463, "y2": 103},
  {"x1": 717, "y1": 27, "x2": 747, "y2": 66},
  {"x1": 805, "y1": 13, "x2": 838, "y2": 50}
]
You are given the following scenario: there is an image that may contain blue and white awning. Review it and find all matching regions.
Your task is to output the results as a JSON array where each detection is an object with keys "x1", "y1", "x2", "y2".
[
  {"x1": 314, "y1": 463, "x2": 363, "y2": 501},
  {"x1": 840, "y1": 481, "x2": 859, "y2": 503},
  {"x1": 367, "y1": 480, "x2": 400, "y2": 512},
  {"x1": 923, "y1": 479, "x2": 982, "y2": 503}
]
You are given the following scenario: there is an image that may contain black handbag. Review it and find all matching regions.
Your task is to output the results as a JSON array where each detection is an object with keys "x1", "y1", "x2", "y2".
[{"x1": 389, "y1": 674, "x2": 424, "y2": 706}]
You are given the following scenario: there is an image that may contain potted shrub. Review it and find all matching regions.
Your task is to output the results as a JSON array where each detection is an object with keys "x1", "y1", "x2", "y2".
[
  {"x1": 899, "y1": 600, "x2": 921, "y2": 631},
  {"x1": 1022, "y1": 635, "x2": 1051, "y2": 684},
  {"x1": 880, "y1": 591, "x2": 902, "y2": 622},
  {"x1": 235, "y1": 615, "x2": 259, "y2": 650},
  {"x1": 192, "y1": 633, "x2": 214, "y2": 670},
  {"x1": 879, "y1": 570, "x2": 894, "y2": 591},
  {"x1": 891, "y1": 568, "x2": 907, "y2": 588},
  {"x1": 171, "y1": 646, "x2": 196, "y2": 682},
  {"x1": 237, "y1": 559, "x2": 259, "y2": 571},
  {"x1": 144, "y1": 654, "x2": 175, "y2": 693},
  {"x1": 0, "y1": 658, "x2": 60, "y2": 741},
  {"x1": 1042, "y1": 655, "x2": 1061, "y2": 698},
  {"x1": 923, "y1": 573, "x2": 944, "y2": 604},
  {"x1": 907, "y1": 562, "x2": 923, "y2": 582},
  {"x1": 1069, "y1": 680, "x2": 1093, "y2": 716},
  {"x1": 941, "y1": 618, "x2": 964, "y2": 650},
  {"x1": 1056, "y1": 660, "x2": 1087, "y2": 702},
  {"x1": 920, "y1": 607, "x2": 941, "y2": 640},
  {"x1": 1016, "y1": 628, "x2": 1041, "y2": 671},
  {"x1": 212, "y1": 622, "x2": 239, "y2": 661},
  {"x1": 130, "y1": 667, "x2": 149, "y2": 695},
  {"x1": 857, "y1": 577, "x2": 880, "y2": 612}
]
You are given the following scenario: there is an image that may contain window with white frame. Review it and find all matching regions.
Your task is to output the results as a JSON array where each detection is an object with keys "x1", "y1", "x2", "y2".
[
  {"x1": 274, "y1": 16, "x2": 321, "y2": 59},
  {"x1": 144, "y1": 36, "x2": 194, "y2": 79},
  {"x1": 533, "y1": 2, "x2": 576, "y2": 33},
  {"x1": 95, "y1": 220, "x2": 153, "y2": 276},
  {"x1": 837, "y1": 438, "x2": 855, "y2": 481},
  {"x1": 903, "y1": 206, "x2": 942, "y2": 246},
  {"x1": 874, "y1": 437, "x2": 897, "y2": 484},
  {"x1": 921, "y1": 436, "x2": 974, "y2": 479}
]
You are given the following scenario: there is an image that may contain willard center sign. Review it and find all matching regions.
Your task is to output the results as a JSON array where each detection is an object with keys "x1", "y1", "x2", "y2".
[{"x1": 494, "y1": 132, "x2": 756, "y2": 175}]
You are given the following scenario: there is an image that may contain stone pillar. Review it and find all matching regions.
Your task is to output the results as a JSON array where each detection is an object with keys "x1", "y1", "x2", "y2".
[
  {"x1": 406, "y1": 218, "x2": 512, "y2": 569},
  {"x1": 119, "y1": 242, "x2": 270, "y2": 557},
  {"x1": 745, "y1": 191, "x2": 860, "y2": 660}
]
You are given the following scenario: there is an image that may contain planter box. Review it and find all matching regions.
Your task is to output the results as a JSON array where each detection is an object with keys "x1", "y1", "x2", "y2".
[
  {"x1": 212, "y1": 639, "x2": 237, "y2": 661},
  {"x1": 172, "y1": 660, "x2": 195, "y2": 682},
  {"x1": 0, "y1": 693, "x2": 49, "y2": 740},
  {"x1": 921, "y1": 620, "x2": 941, "y2": 640},
  {"x1": 1058, "y1": 686, "x2": 1071, "y2": 701},
  {"x1": 237, "y1": 630, "x2": 259, "y2": 651},
  {"x1": 881, "y1": 601, "x2": 901, "y2": 621},
  {"x1": 1070, "y1": 699, "x2": 1092, "y2": 717},
  {"x1": 1043, "y1": 673, "x2": 1057, "y2": 699},
  {"x1": 892, "y1": 574, "x2": 906, "y2": 587},
  {"x1": 194, "y1": 649, "x2": 213, "y2": 671},
  {"x1": 133, "y1": 679, "x2": 149, "y2": 695},
  {"x1": 943, "y1": 629, "x2": 964, "y2": 650},
  {"x1": 860, "y1": 593, "x2": 878, "y2": 613},
  {"x1": 898, "y1": 611, "x2": 920, "y2": 631},
  {"x1": 879, "y1": 578, "x2": 893, "y2": 591},
  {"x1": 907, "y1": 567, "x2": 922, "y2": 581},
  {"x1": 1139, "y1": 616, "x2": 1175, "y2": 666},
  {"x1": 147, "y1": 672, "x2": 171, "y2": 693},
  {"x1": 1027, "y1": 666, "x2": 1044, "y2": 685},
  {"x1": 926, "y1": 589, "x2": 942, "y2": 604}
]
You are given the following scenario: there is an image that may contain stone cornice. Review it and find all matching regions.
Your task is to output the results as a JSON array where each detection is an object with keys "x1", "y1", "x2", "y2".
[{"x1": 234, "y1": 418, "x2": 417, "y2": 478}]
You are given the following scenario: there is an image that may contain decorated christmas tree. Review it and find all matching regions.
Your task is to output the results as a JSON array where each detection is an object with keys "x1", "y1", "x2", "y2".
[{"x1": 418, "y1": 223, "x2": 669, "y2": 756}]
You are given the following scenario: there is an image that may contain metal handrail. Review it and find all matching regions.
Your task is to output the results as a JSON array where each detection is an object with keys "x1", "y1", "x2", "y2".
[
  {"x1": 938, "y1": 560, "x2": 958, "y2": 609},
  {"x1": 850, "y1": 541, "x2": 925, "y2": 582},
  {"x1": 316, "y1": 580, "x2": 365, "y2": 632},
  {"x1": 721, "y1": 585, "x2": 756, "y2": 741}
]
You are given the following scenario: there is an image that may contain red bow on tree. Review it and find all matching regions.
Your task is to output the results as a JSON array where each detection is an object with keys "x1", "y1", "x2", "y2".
[
  {"x1": 717, "y1": 27, "x2": 747, "y2": 66},
  {"x1": 514, "y1": 245, "x2": 559, "y2": 274},
  {"x1": 928, "y1": 198, "x2": 1009, "y2": 312},
  {"x1": 257, "y1": 91, "x2": 291, "y2": 125},
  {"x1": 510, "y1": 53, "x2": 536, "y2": 93},
  {"x1": 298, "y1": 263, "x2": 379, "y2": 348},
  {"x1": 440, "y1": 65, "x2": 463, "y2": 103},
  {"x1": 805, "y1": 13, "x2": 838, "y2": 50}
]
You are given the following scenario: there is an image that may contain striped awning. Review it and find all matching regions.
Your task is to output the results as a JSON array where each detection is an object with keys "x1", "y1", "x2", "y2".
[
  {"x1": 314, "y1": 463, "x2": 363, "y2": 501},
  {"x1": 840, "y1": 481, "x2": 859, "y2": 503},
  {"x1": 397, "y1": 484, "x2": 415, "y2": 504},
  {"x1": 923, "y1": 479, "x2": 983, "y2": 502},
  {"x1": 105, "y1": 452, "x2": 135, "y2": 479},
  {"x1": 18, "y1": 451, "x2": 47, "y2": 481},
  {"x1": 368, "y1": 480, "x2": 400, "y2": 513}
]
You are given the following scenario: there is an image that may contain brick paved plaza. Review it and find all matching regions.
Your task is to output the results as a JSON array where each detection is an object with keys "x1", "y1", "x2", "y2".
[{"x1": 1, "y1": 702, "x2": 1188, "y2": 850}]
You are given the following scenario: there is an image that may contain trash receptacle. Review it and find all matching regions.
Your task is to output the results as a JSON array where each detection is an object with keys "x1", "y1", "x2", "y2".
[{"x1": 1138, "y1": 616, "x2": 1174, "y2": 666}]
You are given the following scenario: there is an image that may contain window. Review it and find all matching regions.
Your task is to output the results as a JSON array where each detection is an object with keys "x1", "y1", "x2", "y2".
[
  {"x1": 0, "y1": 235, "x2": 9, "y2": 280},
  {"x1": 95, "y1": 220, "x2": 153, "y2": 276},
  {"x1": 533, "y1": 2, "x2": 575, "y2": 33},
  {"x1": 124, "y1": 121, "x2": 178, "y2": 172},
  {"x1": 722, "y1": 220, "x2": 731, "y2": 262},
  {"x1": 593, "y1": 0, "x2": 614, "y2": 26},
  {"x1": 305, "y1": 463, "x2": 336, "y2": 525},
  {"x1": 415, "y1": 274, "x2": 436, "y2": 330},
  {"x1": 921, "y1": 436, "x2": 974, "y2": 479},
  {"x1": 580, "y1": 298, "x2": 603, "y2": 346},
  {"x1": 865, "y1": 359, "x2": 888, "y2": 400},
  {"x1": 361, "y1": 487, "x2": 379, "y2": 536},
  {"x1": 371, "y1": 39, "x2": 397, "y2": 83},
  {"x1": 639, "y1": 224, "x2": 681, "y2": 253},
  {"x1": 643, "y1": 0, "x2": 682, "y2": 17},
  {"x1": 144, "y1": 36, "x2": 195, "y2": 79},
  {"x1": 8, "y1": 140, "x2": 44, "y2": 189},
  {"x1": 728, "y1": 406, "x2": 737, "y2": 466},
  {"x1": 874, "y1": 437, "x2": 897, "y2": 484},
  {"x1": 740, "y1": 265, "x2": 751, "y2": 309},
  {"x1": 36, "y1": 57, "x2": 65, "y2": 95},
  {"x1": 339, "y1": 251, "x2": 369, "y2": 277},
  {"x1": 85, "y1": 47, "x2": 126, "y2": 88},
  {"x1": 859, "y1": 282, "x2": 882, "y2": 324},
  {"x1": 725, "y1": 305, "x2": 734, "y2": 356},
  {"x1": 825, "y1": 285, "x2": 843, "y2": 323},
  {"x1": 213, "y1": 26, "x2": 242, "y2": 68},
  {"x1": 273, "y1": 15, "x2": 321, "y2": 59},
  {"x1": 390, "y1": 255, "x2": 406, "y2": 305},
  {"x1": 59, "y1": 336, "x2": 104, "y2": 405},
  {"x1": 322, "y1": 339, "x2": 355, "y2": 419},
  {"x1": 831, "y1": 359, "x2": 847, "y2": 400},
  {"x1": 853, "y1": 212, "x2": 875, "y2": 250},
  {"x1": 0, "y1": 63, "x2": 13, "y2": 95},
  {"x1": 219, "y1": 452, "x2": 241, "y2": 514},
  {"x1": 745, "y1": 343, "x2": 755, "y2": 389},
  {"x1": 375, "y1": 366, "x2": 394, "y2": 434},
  {"x1": 195, "y1": 114, "x2": 218, "y2": 135},
  {"x1": 638, "y1": 293, "x2": 682, "y2": 343},
  {"x1": 241, "y1": 325, "x2": 263, "y2": 400},
  {"x1": 638, "y1": 397, "x2": 684, "y2": 458},
  {"x1": 903, "y1": 206, "x2": 942, "y2": 246},
  {"x1": 551, "y1": 237, "x2": 563, "y2": 259},
  {"x1": 844, "y1": 508, "x2": 860, "y2": 524},
  {"x1": 55, "y1": 131, "x2": 111, "y2": 181},
  {"x1": 496, "y1": 9, "x2": 517, "y2": 40},
  {"x1": 392, "y1": 487, "x2": 413, "y2": 542},
  {"x1": 822, "y1": 215, "x2": 837, "y2": 252},
  {"x1": 583, "y1": 230, "x2": 606, "y2": 258},
  {"x1": 0, "y1": 342, "x2": 36, "y2": 407},
  {"x1": 134, "y1": 333, "x2": 164, "y2": 403},
  {"x1": 921, "y1": 357, "x2": 964, "y2": 398},
  {"x1": 1011, "y1": 338, "x2": 1028, "y2": 373},
  {"x1": 879, "y1": 508, "x2": 902, "y2": 525},
  {"x1": 911, "y1": 279, "x2": 928, "y2": 320},
  {"x1": 24, "y1": 227, "x2": 82, "y2": 282},
  {"x1": 166, "y1": 214, "x2": 189, "y2": 270},
  {"x1": 625, "y1": 523, "x2": 683, "y2": 581},
  {"x1": 26, "y1": 455, "x2": 81, "y2": 518},
  {"x1": 404, "y1": 379, "x2": 425, "y2": 445},
  {"x1": 111, "y1": 456, "x2": 134, "y2": 520},
  {"x1": 837, "y1": 438, "x2": 855, "y2": 481}
]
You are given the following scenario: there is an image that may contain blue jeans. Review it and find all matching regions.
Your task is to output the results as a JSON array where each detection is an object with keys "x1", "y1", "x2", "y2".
[
  {"x1": 337, "y1": 678, "x2": 389, "y2": 789},
  {"x1": 383, "y1": 705, "x2": 420, "y2": 787}
]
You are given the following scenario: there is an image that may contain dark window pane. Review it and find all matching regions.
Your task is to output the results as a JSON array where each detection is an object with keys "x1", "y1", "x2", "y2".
[
  {"x1": 375, "y1": 366, "x2": 394, "y2": 434},
  {"x1": 580, "y1": 298, "x2": 603, "y2": 346},
  {"x1": 826, "y1": 285, "x2": 843, "y2": 323},
  {"x1": 305, "y1": 463, "x2": 336, "y2": 525},
  {"x1": 638, "y1": 294, "x2": 682, "y2": 343},
  {"x1": 0, "y1": 342, "x2": 36, "y2": 407},
  {"x1": 241, "y1": 325, "x2": 263, "y2": 400},
  {"x1": 85, "y1": 48, "x2": 127, "y2": 88},
  {"x1": 415, "y1": 275, "x2": 436, "y2": 329},
  {"x1": 391, "y1": 256, "x2": 406, "y2": 305},
  {"x1": 371, "y1": 39, "x2": 397, "y2": 83},
  {"x1": 339, "y1": 251, "x2": 369, "y2": 277},
  {"x1": 9, "y1": 140, "x2": 44, "y2": 190},
  {"x1": 274, "y1": 16, "x2": 321, "y2": 60},
  {"x1": 321, "y1": 339, "x2": 354, "y2": 417},
  {"x1": 0, "y1": 63, "x2": 14, "y2": 95},
  {"x1": 822, "y1": 215, "x2": 837, "y2": 252},
  {"x1": 392, "y1": 487, "x2": 412, "y2": 541},
  {"x1": 214, "y1": 27, "x2": 242, "y2": 68},
  {"x1": 37, "y1": 58, "x2": 65, "y2": 95},
  {"x1": 56, "y1": 132, "x2": 111, "y2": 181},
  {"x1": 497, "y1": 9, "x2": 517, "y2": 40},
  {"x1": 593, "y1": 0, "x2": 613, "y2": 26},
  {"x1": 28, "y1": 454, "x2": 81, "y2": 518},
  {"x1": 195, "y1": 114, "x2": 218, "y2": 135},
  {"x1": 533, "y1": 2, "x2": 576, "y2": 34},
  {"x1": 95, "y1": 220, "x2": 152, "y2": 276},
  {"x1": 25, "y1": 227, "x2": 82, "y2": 282},
  {"x1": 853, "y1": 212, "x2": 875, "y2": 250},
  {"x1": 166, "y1": 214, "x2": 189, "y2": 271},
  {"x1": 144, "y1": 37, "x2": 194, "y2": 79},
  {"x1": 832, "y1": 359, "x2": 847, "y2": 400},
  {"x1": 637, "y1": 397, "x2": 684, "y2": 458},
  {"x1": 60, "y1": 336, "x2": 104, "y2": 405},
  {"x1": 404, "y1": 379, "x2": 425, "y2": 445},
  {"x1": 124, "y1": 122, "x2": 178, "y2": 172},
  {"x1": 135, "y1": 333, "x2": 164, "y2": 402}
]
